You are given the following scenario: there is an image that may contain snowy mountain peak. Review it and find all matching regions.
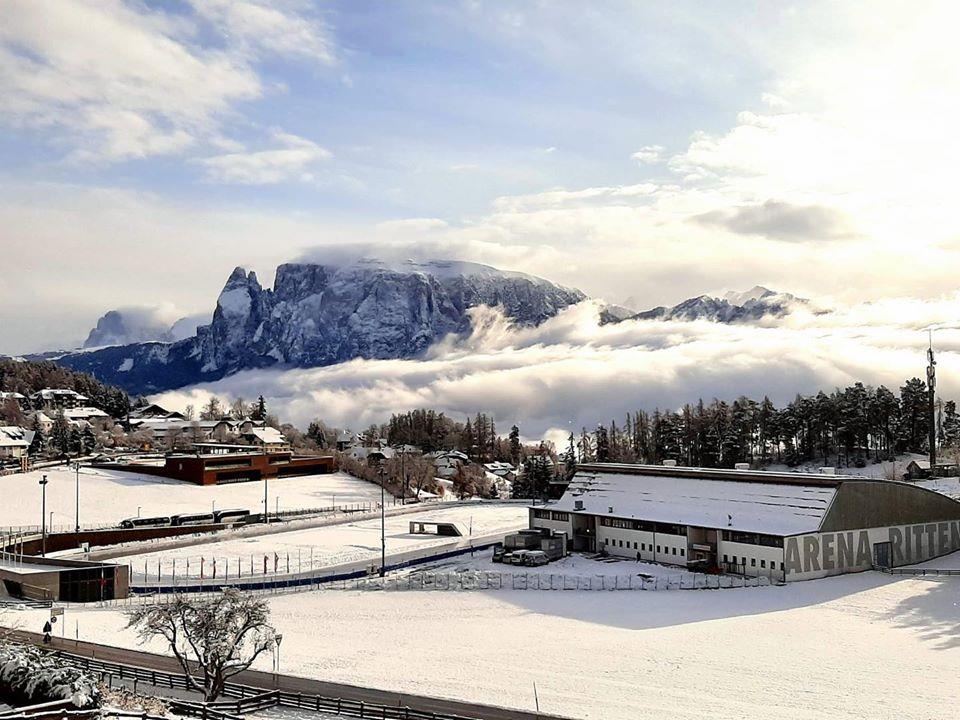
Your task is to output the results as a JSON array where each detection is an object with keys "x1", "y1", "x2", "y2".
[
  {"x1": 723, "y1": 285, "x2": 775, "y2": 305},
  {"x1": 59, "y1": 257, "x2": 586, "y2": 393},
  {"x1": 630, "y1": 287, "x2": 810, "y2": 324}
]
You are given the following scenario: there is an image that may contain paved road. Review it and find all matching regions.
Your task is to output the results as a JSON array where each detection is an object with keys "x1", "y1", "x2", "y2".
[{"x1": 11, "y1": 631, "x2": 571, "y2": 720}]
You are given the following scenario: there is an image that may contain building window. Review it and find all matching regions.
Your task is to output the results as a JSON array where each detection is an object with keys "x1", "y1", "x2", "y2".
[
  {"x1": 723, "y1": 554, "x2": 728, "y2": 563},
  {"x1": 533, "y1": 509, "x2": 550, "y2": 520},
  {"x1": 780, "y1": 562, "x2": 784, "y2": 571},
  {"x1": 671, "y1": 547, "x2": 677, "y2": 555},
  {"x1": 742, "y1": 557, "x2": 746, "y2": 565},
  {"x1": 619, "y1": 540, "x2": 623, "y2": 548},
  {"x1": 552, "y1": 512, "x2": 569, "y2": 522},
  {"x1": 751, "y1": 558, "x2": 756, "y2": 567},
  {"x1": 680, "y1": 548, "x2": 685, "y2": 557},
  {"x1": 760, "y1": 560, "x2": 766, "y2": 568},
  {"x1": 657, "y1": 546, "x2": 661, "y2": 553},
  {"x1": 604, "y1": 538, "x2": 609, "y2": 545}
]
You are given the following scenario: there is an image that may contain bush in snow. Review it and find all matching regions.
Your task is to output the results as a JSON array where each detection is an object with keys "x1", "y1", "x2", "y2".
[{"x1": 0, "y1": 642, "x2": 101, "y2": 708}]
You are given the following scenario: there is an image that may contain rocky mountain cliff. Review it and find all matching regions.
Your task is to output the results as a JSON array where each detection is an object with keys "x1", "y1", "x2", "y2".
[
  {"x1": 630, "y1": 286, "x2": 810, "y2": 323},
  {"x1": 55, "y1": 259, "x2": 586, "y2": 394}
]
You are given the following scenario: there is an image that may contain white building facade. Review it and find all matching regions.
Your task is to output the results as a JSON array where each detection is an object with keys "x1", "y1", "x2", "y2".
[{"x1": 530, "y1": 463, "x2": 960, "y2": 582}]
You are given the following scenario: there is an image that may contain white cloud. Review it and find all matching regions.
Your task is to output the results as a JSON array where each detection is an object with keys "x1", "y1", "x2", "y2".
[
  {"x1": 0, "y1": 0, "x2": 335, "y2": 163},
  {"x1": 200, "y1": 131, "x2": 332, "y2": 185},
  {"x1": 152, "y1": 300, "x2": 960, "y2": 438},
  {"x1": 186, "y1": 0, "x2": 336, "y2": 65},
  {"x1": 376, "y1": 218, "x2": 450, "y2": 233},
  {"x1": 631, "y1": 145, "x2": 664, "y2": 164},
  {"x1": 0, "y1": 0, "x2": 262, "y2": 162}
]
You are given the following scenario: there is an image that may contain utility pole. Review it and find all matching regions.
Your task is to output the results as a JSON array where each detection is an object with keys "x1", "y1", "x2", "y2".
[
  {"x1": 378, "y1": 464, "x2": 386, "y2": 577},
  {"x1": 39, "y1": 474, "x2": 48, "y2": 557},
  {"x1": 928, "y1": 330, "x2": 937, "y2": 470},
  {"x1": 74, "y1": 462, "x2": 80, "y2": 533},
  {"x1": 263, "y1": 475, "x2": 269, "y2": 524}
]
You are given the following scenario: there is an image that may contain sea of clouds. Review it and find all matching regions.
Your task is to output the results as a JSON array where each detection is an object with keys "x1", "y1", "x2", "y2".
[{"x1": 152, "y1": 296, "x2": 960, "y2": 446}]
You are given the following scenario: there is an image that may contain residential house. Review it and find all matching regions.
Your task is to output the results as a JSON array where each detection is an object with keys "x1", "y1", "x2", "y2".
[{"x1": 0, "y1": 426, "x2": 32, "y2": 459}]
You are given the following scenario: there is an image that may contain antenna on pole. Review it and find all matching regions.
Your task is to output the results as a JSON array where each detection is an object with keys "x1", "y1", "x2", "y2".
[{"x1": 927, "y1": 329, "x2": 937, "y2": 470}]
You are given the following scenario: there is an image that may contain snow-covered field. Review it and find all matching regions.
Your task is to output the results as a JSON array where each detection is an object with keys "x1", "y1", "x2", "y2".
[
  {"x1": 123, "y1": 504, "x2": 528, "y2": 579},
  {"x1": 407, "y1": 551, "x2": 700, "y2": 583},
  {"x1": 10, "y1": 568, "x2": 960, "y2": 720},
  {"x1": 765, "y1": 452, "x2": 927, "y2": 480},
  {"x1": 0, "y1": 466, "x2": 382, "y2": 530}
]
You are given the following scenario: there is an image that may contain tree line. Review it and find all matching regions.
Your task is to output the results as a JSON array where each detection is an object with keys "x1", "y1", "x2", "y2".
[{"x1": 573, "y1": 377, "x2": 949, "y2": 470}]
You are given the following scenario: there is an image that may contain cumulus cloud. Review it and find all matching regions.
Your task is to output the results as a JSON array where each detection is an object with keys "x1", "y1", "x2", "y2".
[
  {"x1": 200, "y1": 131, "x2": 332, "y2": 185},
  {"x1": 185, "y1": 0, "x2": 336, "y2": 65},
  {"x1": 152, "y1": 299, "x2": 960, "y2": 439},
  {"x1": 631, "y1": 145, "x2": 665, "y2": 164},
  {"x1": 0, "y1": 0, "x2": 333, "y2": 163},
  {"x1": 693, "y1": 200, "x2": 856, "y2": 242}
]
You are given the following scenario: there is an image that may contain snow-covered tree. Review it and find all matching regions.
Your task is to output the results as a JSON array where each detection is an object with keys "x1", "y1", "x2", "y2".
[{"x1": 125, "y1": 590, "x2": 277, "y2": 702}]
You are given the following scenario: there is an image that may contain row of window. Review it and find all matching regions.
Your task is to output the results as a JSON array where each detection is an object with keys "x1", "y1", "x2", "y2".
[
  {"x1": 598, "y1": 517, "x2": 688, "y2": 536},
  {"x1": 603, "y1": 538, "x2": 685, "y2": 557},
  {"x1": 723, "y1": 554, "x2": 785, "y2": 571},
  {"x1": 720, "y1": 530, "x2": 784, "y2": 548},
  {"x1": 532, "y1": 509, "x2": 570, "y2": 522}
]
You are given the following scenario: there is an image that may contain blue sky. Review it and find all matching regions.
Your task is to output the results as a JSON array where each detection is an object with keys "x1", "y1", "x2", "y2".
[{"x1": 3, "y1": 1, "x2": 960, "y2": 354}]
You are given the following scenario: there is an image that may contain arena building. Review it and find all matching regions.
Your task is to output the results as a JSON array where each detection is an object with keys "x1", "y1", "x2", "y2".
[{"x1": 529, "y1": 463, "x2": 960, "y2": 581}]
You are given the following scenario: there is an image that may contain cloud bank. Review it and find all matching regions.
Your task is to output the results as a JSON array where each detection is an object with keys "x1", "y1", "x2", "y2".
[{"x1": 152, "y1": 299, "x2": 960, "y2": 442}]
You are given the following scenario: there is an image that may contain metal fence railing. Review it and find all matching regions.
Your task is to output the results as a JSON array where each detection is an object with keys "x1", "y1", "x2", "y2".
[
  {"x1": 55, "y1": 651, "x2": 492, "y2": 720},
  {"x1": 324, "y1": 570, "x2": 776, "y2": 592},
  {"x1": 876, "y1": 566, "x2": 960, "y2": 576}
]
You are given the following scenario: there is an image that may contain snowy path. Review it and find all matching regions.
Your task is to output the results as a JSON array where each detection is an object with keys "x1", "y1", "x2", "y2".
[{"x1": 9, "y1": 571, "x2": 960, "y2": 720}]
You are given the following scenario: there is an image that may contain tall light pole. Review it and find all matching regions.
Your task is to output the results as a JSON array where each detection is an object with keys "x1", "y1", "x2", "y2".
[
  {"x1": 39, "y1": 475, "x2": 48, "y2": 557},
  {"x1": 378, "y1": 464, "x2": 386, "y2": 577},
  {"x1": 74, "y1": 462, "x2": 80, "y2": 533},
  {"x1": 263, "y1": 475, "x2": 269, "y2": 524},
  {"x1": 928, "y1": 331, "x2": 937, "y2": 469}
]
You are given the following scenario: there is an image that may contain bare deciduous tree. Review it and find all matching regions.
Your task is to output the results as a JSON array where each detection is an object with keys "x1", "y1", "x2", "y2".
[{"x1": 125, "y1": 590, "x2": 277, "y2": 701}]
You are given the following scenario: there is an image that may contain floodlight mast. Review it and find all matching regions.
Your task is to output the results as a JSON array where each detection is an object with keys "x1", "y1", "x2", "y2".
[{"x1": 928, "y1": 330, "x2": 937, "y2": 469}]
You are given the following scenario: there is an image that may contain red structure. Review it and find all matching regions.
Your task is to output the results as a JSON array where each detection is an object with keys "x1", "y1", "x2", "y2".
[{"x1": 101, "y1": 449, "x2": 335, "y2": 485}]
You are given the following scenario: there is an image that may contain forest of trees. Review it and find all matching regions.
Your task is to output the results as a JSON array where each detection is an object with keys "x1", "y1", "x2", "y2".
[
  {"x1": 0, "y1": 359, "x2": 130, "y2": 417},
  {"x1": 573, "y1": 378, "x2": 952, "y2": 470}
]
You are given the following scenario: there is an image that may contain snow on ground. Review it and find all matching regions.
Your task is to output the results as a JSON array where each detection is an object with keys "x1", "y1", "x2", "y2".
[
  {"x1": 765, "y1": 452, "x2": 927, "y2": 480},
  {"x1": 10, "y1": 572, "x2": 960, "y2": 720},
  {"x1": 906, "y1": 547, "x2": 960, "y2": 570},
  {"x1": 915, "y1": 476, "x2": 960, "y2": 500},
  {"x1": 407, "y1": 551, "x2": 700, "y2": 583},
  {"x1": 123, "y1": 504, "x2": 528, "y2": 579},
  {"x1": 0, "y1": 466, "x2": 383, "y2": 531}
]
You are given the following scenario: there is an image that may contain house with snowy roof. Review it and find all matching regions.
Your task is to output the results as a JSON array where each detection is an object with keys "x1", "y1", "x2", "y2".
[
  {"x1": 0, "y1": 426, "x2": 31, "y2": 459},
  {"x1": 241, "y1": 426, "x2": 289, "y2": 451},
  {"x1": 29, "y1": 388, "x2": 89, "y2": 410}
]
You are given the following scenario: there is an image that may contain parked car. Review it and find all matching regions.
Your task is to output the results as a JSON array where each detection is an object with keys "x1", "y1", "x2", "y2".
[
  {"x1": 509, "y1": 550, "x2": 531, "y2": 565},
  {"x1": 492, "y1": 545, "x2": 508, "y2": 563},
  {"x1": 523, "y1": 550, "x2": 550, "y2": 566}
]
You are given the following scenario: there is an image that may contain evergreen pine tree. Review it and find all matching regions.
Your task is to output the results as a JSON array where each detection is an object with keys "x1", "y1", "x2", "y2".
[{"x1": 508, "y1": 425, "x2": 521, "y2": 466}]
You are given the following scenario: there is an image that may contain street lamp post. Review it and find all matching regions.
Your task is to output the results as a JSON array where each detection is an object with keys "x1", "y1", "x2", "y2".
[
  {"x1": 74, "y1": 462, "x2": 80, "y2": 533},
  {"x1": 273, "y1": 633, "x2": 283, "y2": 683},
  {"x1": 378, "y1": 465, "x2": 386, "y2": 577},
  {"x1": 39, "y1": 475, "x2": 48, "y2": 557},
  {"x1": 263, "y1": 476, "x2": 269, "y2": 524}
]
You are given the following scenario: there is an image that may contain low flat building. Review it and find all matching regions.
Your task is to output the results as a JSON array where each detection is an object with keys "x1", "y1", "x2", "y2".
[
  {"x1": 100, "y1": 447, "x2": 335, "y2": 485},
  {"x1": 530, "y1": 463, "x2": 960, "y2": 582},
  {"x1": 0, "y1": 555, "x2": 129, "y2": 602}
]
